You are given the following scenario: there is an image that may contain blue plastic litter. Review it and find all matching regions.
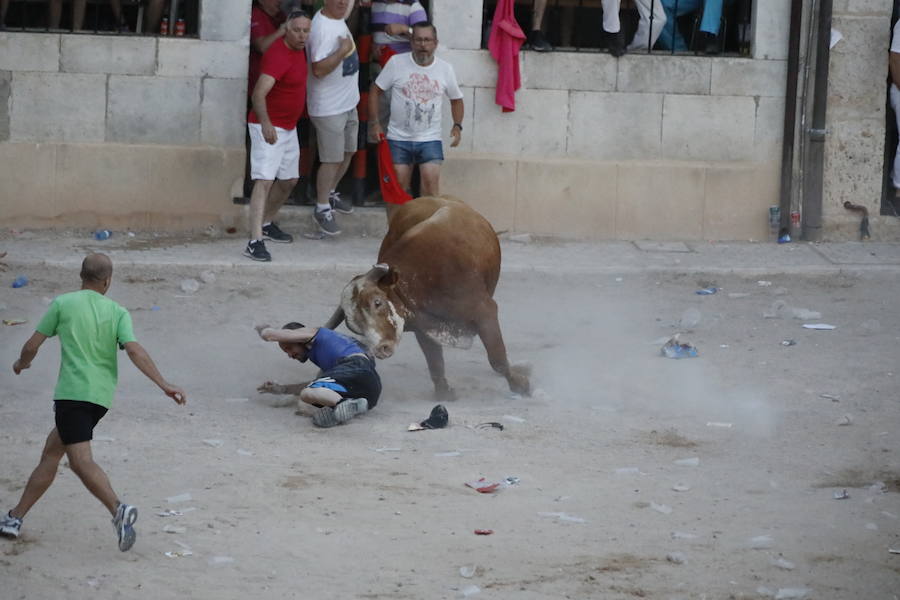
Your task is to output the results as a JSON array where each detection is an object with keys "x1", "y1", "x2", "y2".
[
  {"x1": 695, "y1": 287, "x2": 718, "y2": 295},
  {"x1": 94, "y1": 229, "x2": 111, "y2": 240},
  {"x1": 661, "y1": 337, "x2": 699, "y2": 359},
  {"x1": 12, "y1": 275, "x2": 28, "y2": 288}
]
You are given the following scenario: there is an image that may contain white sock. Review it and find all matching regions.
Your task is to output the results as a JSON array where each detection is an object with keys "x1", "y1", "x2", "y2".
[{"x1": 316, "y1": 204, "x2": 331, "y2": 212}]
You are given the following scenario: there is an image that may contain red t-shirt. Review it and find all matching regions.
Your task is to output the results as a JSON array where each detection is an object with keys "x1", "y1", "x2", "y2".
[
  {"x1": 248, "y1": 5, "x2": 285, "y2": 97},
  {"x1": 248, "y1": 39, "x2": 308, "y2": 130}
]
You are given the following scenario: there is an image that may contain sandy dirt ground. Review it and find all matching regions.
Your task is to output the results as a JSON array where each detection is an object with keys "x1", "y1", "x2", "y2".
[{"x1": 1, "y1": 258, "x2": 899, "y2": 600}]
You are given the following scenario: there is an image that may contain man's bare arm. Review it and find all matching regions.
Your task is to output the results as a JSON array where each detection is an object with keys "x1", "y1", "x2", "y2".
[
  {"x1": 256, "y1": 325, "x2": 319, "y2": 344},
  {"x1": 13, "y1": 331, "x2": 48, "y2": 374},
  {"x1": 124, "y1": 341, "x2": 186, "y2": 404},
  {"x1": 311, "y1": 36, "x2": 354, "y2": 78}
]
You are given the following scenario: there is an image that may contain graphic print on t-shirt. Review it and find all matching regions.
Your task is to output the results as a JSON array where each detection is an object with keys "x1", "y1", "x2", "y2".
[
  {"x1": 342, "y1": 52, "x2": 360, "y2": 77},
  {"x1": 399, "y1": 73, "x2": 441, "y2": 131}
]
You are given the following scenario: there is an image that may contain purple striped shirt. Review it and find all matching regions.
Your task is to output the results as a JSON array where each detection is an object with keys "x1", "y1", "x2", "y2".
[{"x1": 370, "y1": 1, "x2": 428, "y2": 53}]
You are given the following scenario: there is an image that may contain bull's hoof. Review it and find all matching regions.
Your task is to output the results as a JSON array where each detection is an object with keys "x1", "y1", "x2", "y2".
[
  {"x1": 508, "y1": 370, "x2": 531, "y2": 396},
  {"x1": 434, "y1": 384, "x2": 457, "y2": 401}
]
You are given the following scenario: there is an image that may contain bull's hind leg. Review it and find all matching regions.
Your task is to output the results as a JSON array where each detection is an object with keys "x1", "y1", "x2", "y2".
[
  {"x1": 414, "y1": 330, "x2": 455, "y2": 400},
  {"x1": 476, "y1": 299, "x2": 530, "y2": 396}
]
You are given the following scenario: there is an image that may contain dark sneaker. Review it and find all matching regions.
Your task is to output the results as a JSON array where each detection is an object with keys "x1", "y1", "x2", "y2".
[
  {"x1": 528, "y1": 30, "x2": 552, "y2": 52},
  {"x1": 0, "y1": 511, "x2": 22, "y2": 539},
  {"x1": 244, "y1": 239, "x2": 272, "y2": 262},
  {"x1": 262, "y1": 222, "x2": 293, "y2": 243},
  {"x1": 606, "y1": 29, "x2": 626, "y2": 57},
  {"x1": 112, "y1": 503, "x2": 138, "y2": 552},
  {"x1": 313, "y1": 208, "x2": 341, "y2": 236},
  {"x1": 329, "y1": 191, "x2": 354, "y2": 214}
]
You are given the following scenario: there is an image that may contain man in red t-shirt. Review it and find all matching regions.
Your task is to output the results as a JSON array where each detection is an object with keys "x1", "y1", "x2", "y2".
[
  {"x1": 249, "y1": 0, "x2": 288, "y2": 100},
  {"x1": 244, "y1": 11, "x2": 312, "y2": 263}
]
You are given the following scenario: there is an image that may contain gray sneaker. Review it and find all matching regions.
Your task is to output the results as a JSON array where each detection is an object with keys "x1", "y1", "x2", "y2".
[
  {"x1": 333, "y1": 398, "x2": 369, "y2": 423},
  {"x1": 313, "y1": 208, "x2": 341, "y2": 236},
  {"x1": 329, "y1": 191, "x2": 354, "y2": 214},
  {"x1": 0, "y1": 511, "x2": 22, "y2": 539},
  {"x1": 112, "y1": 503, "x2": 138, "y2": 552}
]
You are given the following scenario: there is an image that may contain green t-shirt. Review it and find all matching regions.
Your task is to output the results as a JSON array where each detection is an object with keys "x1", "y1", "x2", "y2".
[{"x1": 36, "y1": 290, "x2": 137, "y2": 409}]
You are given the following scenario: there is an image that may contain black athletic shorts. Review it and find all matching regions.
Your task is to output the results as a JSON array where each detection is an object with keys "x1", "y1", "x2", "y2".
[
  {"x1": 54, "y1": 400, "x2": 108, "y2": 445},
  {"x1": 307, "y1": 355, "x2": 382, "y2": 408}
]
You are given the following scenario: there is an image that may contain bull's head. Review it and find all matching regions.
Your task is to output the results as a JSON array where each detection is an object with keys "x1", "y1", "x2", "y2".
[{"x1": 332, "y1": 263, "x2": 406, "y2": 360}]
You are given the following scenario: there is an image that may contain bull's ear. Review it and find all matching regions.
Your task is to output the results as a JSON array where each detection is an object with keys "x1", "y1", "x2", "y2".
[{"x1": 364, "y1": 263, "x2": 390, "y2": 283}]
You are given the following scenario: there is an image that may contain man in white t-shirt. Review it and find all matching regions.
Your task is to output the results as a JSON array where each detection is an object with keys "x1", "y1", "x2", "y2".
[
  {"x1": 308, "y1": 0, "x2": 361, "y2": 236},
  {"x1": 889, "y1": 20, "x2": 900, "y2": 197},
  {"x1": 369, "y1": 22, "x2": 464, "y2": 198}
]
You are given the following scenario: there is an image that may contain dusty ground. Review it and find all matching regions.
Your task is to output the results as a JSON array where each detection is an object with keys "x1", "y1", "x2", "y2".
[{"x1": 1, "y1": 259, "x2": 899, "y2": 600}]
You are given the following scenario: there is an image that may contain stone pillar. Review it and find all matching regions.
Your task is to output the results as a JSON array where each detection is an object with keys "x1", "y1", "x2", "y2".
[{"x1": 431, "y1": 0, "x2": 483, "y2": 50}]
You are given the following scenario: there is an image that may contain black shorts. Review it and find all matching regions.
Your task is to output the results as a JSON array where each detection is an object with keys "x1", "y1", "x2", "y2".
[
  {"x1": 307, "y1": 355, "x2": 382, "y2": 408},
  {"x1": 54, "y1": 400, "x2": 108, "y2": 445}
]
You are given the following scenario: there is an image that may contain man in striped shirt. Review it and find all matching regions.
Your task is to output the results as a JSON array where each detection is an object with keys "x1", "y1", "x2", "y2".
[{"x1": 370, "y1": 0, "x2": 428, "y2": 66}]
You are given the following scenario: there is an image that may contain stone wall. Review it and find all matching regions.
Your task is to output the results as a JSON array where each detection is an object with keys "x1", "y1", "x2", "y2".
[{"x1": 0, "y1": 0, "x2": 250, "y2": 230}]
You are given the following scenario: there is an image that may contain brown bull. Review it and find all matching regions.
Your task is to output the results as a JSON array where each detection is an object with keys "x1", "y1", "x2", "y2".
[{"x1": 325, "y1": 196, "x2": 530, "y2": 399}]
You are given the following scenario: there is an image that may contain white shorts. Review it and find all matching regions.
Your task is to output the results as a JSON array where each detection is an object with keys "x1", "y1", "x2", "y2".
[{"x1": 248, "y1": 122, "x2": 300, "y2": 181}]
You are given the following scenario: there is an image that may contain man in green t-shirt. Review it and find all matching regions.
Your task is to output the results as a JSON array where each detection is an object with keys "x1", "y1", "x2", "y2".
[{"x1": 0, "y1": 254, "x2": 186, "y2": 552}]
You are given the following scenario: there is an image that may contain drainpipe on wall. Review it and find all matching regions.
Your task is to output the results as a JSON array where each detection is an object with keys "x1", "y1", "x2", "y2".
[
  {"x1": 778, "y1": 0, "x2": 803, "y2": 238},
  {"x1": 802, "y1": 0, "x2": 833, "y2": 241}
]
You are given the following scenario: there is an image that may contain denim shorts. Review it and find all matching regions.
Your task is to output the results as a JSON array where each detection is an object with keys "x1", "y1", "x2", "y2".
[{"x1": 387, "y1": 140, "x2": 444, "y2": 165}]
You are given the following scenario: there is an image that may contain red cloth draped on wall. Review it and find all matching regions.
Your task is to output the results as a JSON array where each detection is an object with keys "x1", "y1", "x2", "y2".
[{"x1": 488, "y1": 0, "x2": 525, "y2": 112}]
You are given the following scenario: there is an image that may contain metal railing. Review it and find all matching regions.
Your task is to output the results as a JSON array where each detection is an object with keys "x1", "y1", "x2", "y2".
[
  {"x1": 482, "y1": 0, "x2": 752, "y2": 56},
  {"x1": 1, "y1": 0, "x2": 198, "y2": 36}
]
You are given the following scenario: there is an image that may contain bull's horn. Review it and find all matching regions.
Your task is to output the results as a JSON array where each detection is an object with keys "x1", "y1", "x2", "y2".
[
  {"x1": 364, "y1": 263, "x2": 390, "y2": 283},
  {"x1": 324, "y1": 306, "x2": 345, "y2": 330}
]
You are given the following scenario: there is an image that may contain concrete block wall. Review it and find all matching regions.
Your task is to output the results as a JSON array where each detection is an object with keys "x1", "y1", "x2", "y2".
[
  {"x1": 0, "y1": 0, "x2": 250, "y2": 230},
  {"x1": 431, "y1": 0, "x2": 792, "y2": 240}
]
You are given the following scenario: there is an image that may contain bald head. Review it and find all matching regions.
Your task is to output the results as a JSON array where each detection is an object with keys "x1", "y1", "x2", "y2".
[{"x1": 80, "y1": 253, "x2": 113, "y2": 284}]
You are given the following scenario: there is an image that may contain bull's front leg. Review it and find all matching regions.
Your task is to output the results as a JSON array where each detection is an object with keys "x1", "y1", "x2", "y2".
[
  {"x1": 475, "y1": 299, "x2": 530, "y2": 396},
  {"x1": 413, "y1": 329, "x2": 455, "y2": 400}
]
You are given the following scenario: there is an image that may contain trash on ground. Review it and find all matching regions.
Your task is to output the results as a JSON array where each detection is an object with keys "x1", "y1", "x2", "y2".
[
  {"x1": 666, "y1": 552, "x2": 686, "y2": 564},
  {"x1": 771, "y1": 557, "x2": 796, "y2": 570},
  {"x1": 791, "y1": 308, "x2": 822, "y2": 320},
  {"x1": 889, "y1": 548, "x2": 900, "y2": 554},
  {"x1": 538, "y1": 512, "x2": 587, "y2": 523},
  {"x1": 869, "y1": 481, "x2": 888, "y2": 494},
  {"x1": 774, "y1": 587, "x2": 811, "y2": 599},
  {"x1": 203, "y1": 439, "x2": 224, "y2": 447},
  {"x1": 12, "y1": 275, "x2": 28, "y2": 288},
  {"x1": 661, "y1": 335, "x2": 699, "y2": 359},
  {"x1": 466, "y1": 478, "x2": 502, "y2": 493},
  {"x1": 706, "y1": 421, "x2": 733, "y2": 428},
  {"x1": 502, "y1": 415, "x2": 525, "y2": 423},
  {"x1": 303, "y1": 231, "x2": 326, "y2": 240},
  {"x1": 615, "y1": 467, "x2": 645, "y2": 475},
  {"x1": 781, "y1": 339, "x2": 796, "y2": 346},
  {"x1": 459, "y1": 584, "x2": 481, "y2": 598},
  {"x1": 671, "y1": 531, "x2": 698, "y2": 540},
  {"x1": 163, "y1": 524, "x2": 186, "y2": 534},
  {"x1": 505, "y1": 476, "x2": 520, "y2": 485},
  {"x1": 836, "y1": 415, "x2": 852, "y2": 426},
  {"x1": 802, "y1": 323, "x2": 836, "y2": 330},
  {"x1": 475, "y1": 422, "x2": 503, "y2": 431},
  {"x1": 164, "y1": 549, "x2": 193, "y2": 558},
  {"x1": 94, "y1": 229, "x2": 111, "y2": 240},
  {"x1": 473, "y1": 529, "x2": 493, "y2": 536},
  {"x1": 672, "y1": 483, "x2": 691, "y2": 492},
  {"x1": 695, "y1": 287, "x2": 718, "y2": 295},
  {"x1": 410, "y1": 404, "x2": 448, "y2": 431},
  {"x1": 651, "y1": 502, "x2": 672, "y2": 514},
  {"x1": 199, "y1": 270, "x2": 216, "y2": 284},
  {"x1": 749, "y1": 535, "x2": 775, "y2": 549},
  {"x1": 459, "y1": 565, "x2": 477, "y2": 578},
  {"x1": 757, "y1": 280, "x2": 773, "y2": 287},
  {"x1": 434, "y1": 451, "x2": 461, "y2": 457},
  {"x1": 157, "y1": 508, "x2": 196, "y2": 517},
  {"x1": 372, "y1": 447, "x2": 402, "y2": 453},
  {"x1": 166, "y1": 492, "x2": 192, "y2": 504},
  {"x1": 179, "y1": 278, "x2": 200, "y2": 294},
  {"x1": 674, "y1": 457, "x2": 700, "y2": 467},
  {"x1": 819, "y1": 393, "x2": 840, "y2": 401},
  {"x1": 236, "y1": 448, "x2": 253, "y2": 456},
  {"x1": 678, "y1": 308, "x2": 702, "y2": 329},
  {"x1": 2, "y1": 318, "x2": 27, "y2": 326}
]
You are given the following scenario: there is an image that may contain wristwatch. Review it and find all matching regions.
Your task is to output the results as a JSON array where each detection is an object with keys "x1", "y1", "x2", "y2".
[{"x1": 452, "y1": 123, "x2": 463, "y2": 131}]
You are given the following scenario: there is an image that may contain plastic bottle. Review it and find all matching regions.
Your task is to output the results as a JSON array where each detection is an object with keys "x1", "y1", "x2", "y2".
[
  {"x1": 94, "y1": 229, "x2": 111, "y2": 240},
  {"x1": 768, "y1": 205, "x2": 780, "y2": 242},
  {"x1": 12, "y1": 275, "x2": 28, "y2": 288}
]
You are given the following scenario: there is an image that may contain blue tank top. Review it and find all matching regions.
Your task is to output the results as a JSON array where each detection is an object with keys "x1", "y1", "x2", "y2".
[{"x1": 308, "y1": 328, "x2": 366, "y2": 371}]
